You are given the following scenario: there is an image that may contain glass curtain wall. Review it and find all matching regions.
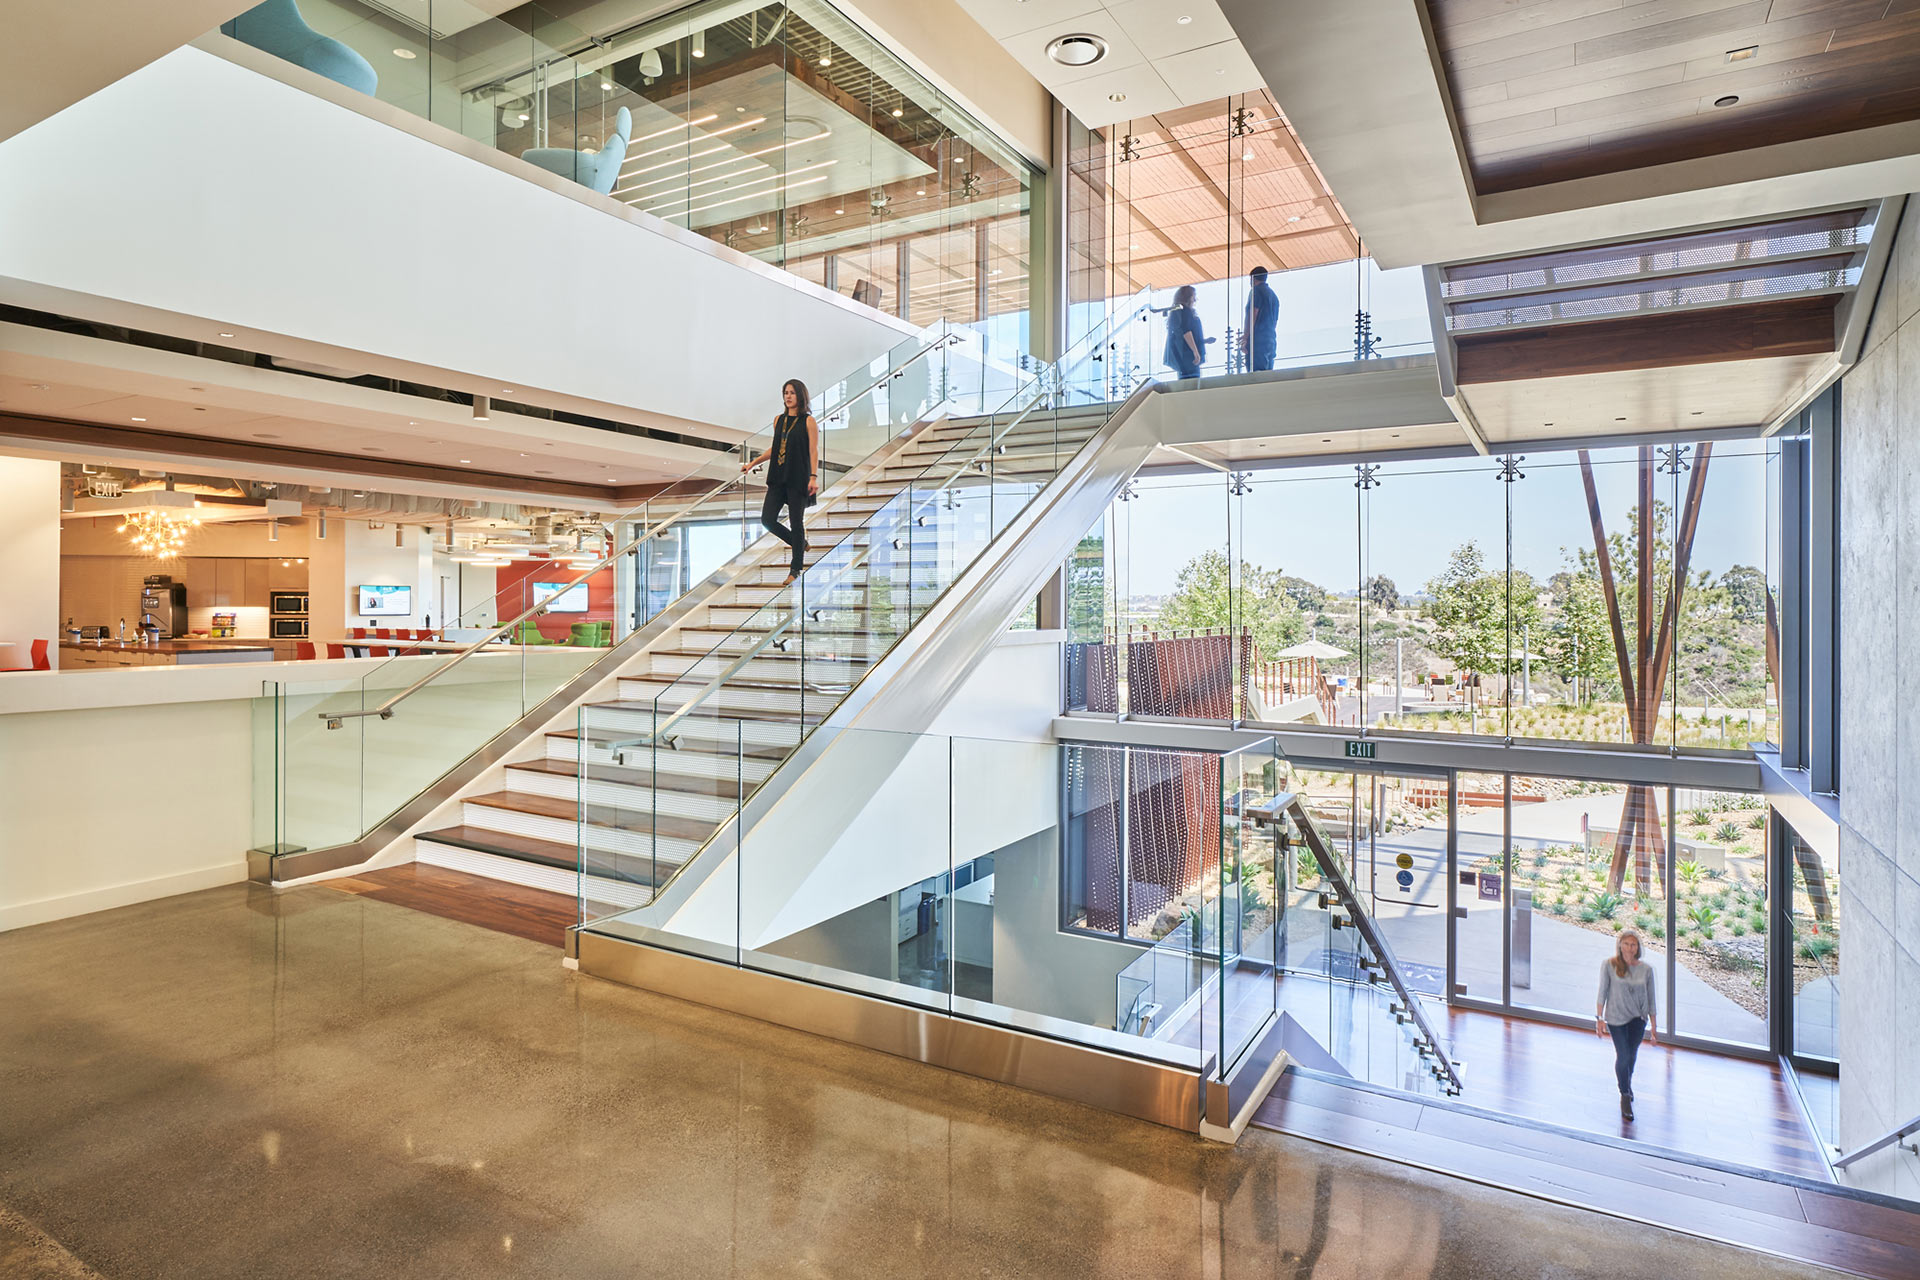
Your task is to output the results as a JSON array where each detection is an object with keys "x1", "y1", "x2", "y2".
[
  {"x1": 223, "y1": 0, "x2": 1037, "y2": 349},
  {"x1": 1067, "y1": 438, "x2": 1782, "y2": 757},
  {"x1": 1063, "y1": 92, "x2": 1431, "y2": 383}
]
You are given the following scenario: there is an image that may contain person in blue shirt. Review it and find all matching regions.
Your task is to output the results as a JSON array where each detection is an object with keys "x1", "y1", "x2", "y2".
[
  {"x1": 1164, "y1": 284, "x2": 1205, "y2": 380},
  {"x1": 1241, "y1": 265, "x2": 1279, "y2": 371}
]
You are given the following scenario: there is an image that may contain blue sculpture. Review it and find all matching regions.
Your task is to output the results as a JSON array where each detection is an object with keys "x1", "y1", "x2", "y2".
[
  {"x1": 229, "y1": 0, "x2": 378, "y2": 96},
  {"x1": 522, "y1": 107, "x2": 633, "y2": 195}
]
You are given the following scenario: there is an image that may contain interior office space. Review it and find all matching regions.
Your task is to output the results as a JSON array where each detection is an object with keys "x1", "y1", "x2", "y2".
[{"x1": 2, "y1": 1, "x2": 1919, "y2": 1276}]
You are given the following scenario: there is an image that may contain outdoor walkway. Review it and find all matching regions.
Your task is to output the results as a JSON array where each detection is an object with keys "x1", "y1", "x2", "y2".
[{"x1": 0, "y1": 883, "x2": 1854, "y2": 1280}]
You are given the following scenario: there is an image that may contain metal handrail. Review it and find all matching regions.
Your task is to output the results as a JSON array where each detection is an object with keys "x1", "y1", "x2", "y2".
[
  {"x1": 1283, "y1": 795, "x2": 1465, "y2": 1095},
  {"x1": 611, "y1": 372, "x2": 1058, "y2": 757},
  {"x1": 609, "y1": 298, "x2": 1155, "y2": 756},
  {"x1": 1833, "y1": 1114, "x2": 1920, "y2": 1169},
  {"x1": 317, "y1": 332, "x2": 963, "y2": 726}
]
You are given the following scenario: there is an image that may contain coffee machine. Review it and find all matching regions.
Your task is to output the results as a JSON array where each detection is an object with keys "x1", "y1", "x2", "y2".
[{"x1": 140, "y1": 575, "x2": 188, "y2": 639}]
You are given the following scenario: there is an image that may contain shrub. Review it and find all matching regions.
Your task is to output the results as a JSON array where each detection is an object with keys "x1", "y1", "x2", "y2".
[
  {"x1": 1579, "y1": 907, "x2": 1600, "y2": 924},
  {"x1": 1731, "y1": 922, "x2": 1747, "y2": 936},
  {"x1": 1649, "y1": 923, "x2": 1665, "y2": 940},
  {"x1": 1748, "y1": 814, "x2": 1767, "y2": 830},
  {"x1": 1548, "y1": 900, "x2": 1568, "y2": 916},
  {"x1": 1798, "y1": 935, "x2": 1838, "y2": 962},
  {"x1": 1612, "y1": 919, "x2": 1624, "y2": 933},
  {"x1": 1592, "y1": 891, "x2": 1623, "y2": 919},
  {"x1": 1687, "y1": 904, "x2": 1720, "y2": 932},
  {"x1": 1715, "y1": 821, "x2": 1742, "y2": 843},
  {"x1": 1678, "y1": 861, "x2": 1704, "y2": 891},
  {"x1": 1749, "y1": 911, "x2": 1767, "y2": 934},
  {"x1": 1689, "y1": 808, "x2": 1714, "y2": 827},
  {"x1": 1533, "y1": 853, "x2": 1550, "y2": 869},
  {"x1": 1633, "y1": 913, "x2": 1655, "y2": 931}
]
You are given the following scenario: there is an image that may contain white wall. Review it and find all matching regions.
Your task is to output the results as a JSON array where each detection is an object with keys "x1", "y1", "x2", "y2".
[
  {"x1": 0, "y1": 457, "x2": 60, "y2": 668},
  {"x1": 1836, "y1": 196, "x2": 1920, "y2": 1201},
  {"x1": 337, "y1": 521, "x2": 432, "y2": 630},
  {"x1": 0, "y1": 45, "x2": 913, "y2": 437}
]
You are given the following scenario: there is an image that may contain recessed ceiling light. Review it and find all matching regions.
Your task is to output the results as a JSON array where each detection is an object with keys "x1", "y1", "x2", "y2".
[
  {"x1": 1725, "y1": 45, "x2": 1757, "y2": 62},
  {"x1": 1287, "y1": 215, "x2": 1301, "y2": 223},
  {"x1": 602, "y1": 81, "x2": 614, "y2": 90},
  {"x1": 818, "y1": 55, "x2": 831, "y2": 67},
  {"x1": 459, "y1": 458, "x2": 472, "y2": 464},
  {"x1": 737, "y1": 106, "x2": 747, "y2": 113},
  {"x1": 1243, "y1": 148, "x2": 1253, "y2": 161},
  {"x1": 1714, "y1": 95, "x2": 1739, "y2": 108},
  {"x1": 501, "y1": 388, "x2": 514, "y2": 393},
  {"x1": 1108, "y1": 93, "x2": 1127, "y2": 103},
  {"x1": 393, "y1": 48, "x2": 416, "y2": 59},
  {"x1": 1128, "y1": 243, "x2": 1139, "y2": 250},
  {"x1": 1047, "y1": 34, "x2": 1107, "y2": 67},
  {"x1": 891, "y1": 107, "x2": 904, "y2": 117},
  {"x1": 30, "y1": 383, "x2": 48, "y2": 390},
  {"x1": 1214, "y1": 67, "x2": 1225, "y2": 75},
  {"x1": 218, "y1": 332, "x2": 235, "y2": 338},
  {"x1": 1177, "y1": 14, "x2": 1192, "y2": 23},
  {"x1": 130, "y1": 416, "x2": 147, "y2": 422}
]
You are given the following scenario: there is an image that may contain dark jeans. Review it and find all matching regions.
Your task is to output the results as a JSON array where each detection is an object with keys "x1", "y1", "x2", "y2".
[
  {"x1": 1608, "y1": 1017, "x2": 1647, "y2": 1096},
  {"x1": 761, "y1": 484, "x2": 808, "y2": 576},
  {"x1": 1172, "y1": 354, "x2": 1201, "y2": 380}
]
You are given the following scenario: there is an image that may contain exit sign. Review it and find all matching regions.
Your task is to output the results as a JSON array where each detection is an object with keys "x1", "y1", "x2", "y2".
[{"x1": 1345, "y1": 740, "x2": 1376, "y2": 759}]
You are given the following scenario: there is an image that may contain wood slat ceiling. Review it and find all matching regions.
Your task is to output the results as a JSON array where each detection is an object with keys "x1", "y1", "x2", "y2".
[
  {"x1": 1101, "y1": 91, "x2": 1359, "y2": 291},
  {"x1": 1428, "y1": 0, "x2": 1920, "y2": 193}
]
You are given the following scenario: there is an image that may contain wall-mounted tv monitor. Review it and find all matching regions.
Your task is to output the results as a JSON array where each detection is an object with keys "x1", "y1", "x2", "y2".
[
  {"x1": 357, "y1": 584, "x2": 412, "y2": 616},
  {"x1": 532, "y1": 581, "x2": 589, "y2": 613}
]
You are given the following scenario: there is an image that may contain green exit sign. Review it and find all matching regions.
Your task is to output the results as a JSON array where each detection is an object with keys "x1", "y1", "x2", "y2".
[{"x1": 1345, "y1": 740, "x2": 1376, "y2": 759}]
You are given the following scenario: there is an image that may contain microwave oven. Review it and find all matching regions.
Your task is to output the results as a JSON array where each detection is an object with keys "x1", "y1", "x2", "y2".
[
  {"x1": 270, "y1": 616, "x2": 310, "y2": 639},
  {"x1": 270, "y1": 592, "x2": 309, "y2": 615}
]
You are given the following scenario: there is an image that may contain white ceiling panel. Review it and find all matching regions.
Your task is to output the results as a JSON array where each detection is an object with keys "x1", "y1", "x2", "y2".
[
  {"x1": 1055, "y1": 64, "x2": 1182, "y2": 129},
  {"x1": 1154, "y1": 39, "x2": 1264, "y2": 103},
  {"x1": 1105, "y1": 0, "x2": 1238, "y2": 59},
  {"x1": 1003, "y1": 10, "x2": 1148, "y2": 87},
  {"x1": 958, "y1": 0, "x2": 1101, "y2": 41}
]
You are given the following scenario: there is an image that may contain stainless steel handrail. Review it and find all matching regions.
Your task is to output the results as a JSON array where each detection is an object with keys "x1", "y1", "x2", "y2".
[
  {"x1": 1283, "y1": 795, "x2": 1466, "y2": 1095},
  {"x1": 611, "y1": 372, "x2": 1059, "y2": 758},
  {"x1": 608, "y1": 298, "x2": 1155, "y2": 756},
  {"x1": 318, "y1": 332, "x2": 963, "y2": 726},
  {"x1": 1833, "y1": 1113, "x2": 1920, "y2": 1168}
]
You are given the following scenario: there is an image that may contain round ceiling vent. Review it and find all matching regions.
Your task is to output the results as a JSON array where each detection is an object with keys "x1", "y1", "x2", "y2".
[{"x1": 1046, "y1": 34, "x2": 1108, "y2": 67}]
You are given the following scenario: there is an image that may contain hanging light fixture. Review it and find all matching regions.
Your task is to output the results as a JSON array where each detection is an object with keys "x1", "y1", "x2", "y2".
[
  {"x1": 118, "y1": 509, "x2": 199, "y2": 560},
  {"x1": 692, "y1": 29, "x2": 705, "y2": 58}
]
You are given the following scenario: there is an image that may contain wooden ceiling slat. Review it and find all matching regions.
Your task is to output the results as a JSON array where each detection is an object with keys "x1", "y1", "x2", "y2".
[{"x1": 1431, "y1": 0, "x2": 1920, "y2": 192}]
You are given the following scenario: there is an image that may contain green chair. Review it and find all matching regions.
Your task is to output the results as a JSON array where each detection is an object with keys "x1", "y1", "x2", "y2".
[
  {"x1": 512, "y1": 619, "x2": 552, "y2": 645},
  {"x1": 570, "y1": 621, "x2": 611, "y2": 647}
]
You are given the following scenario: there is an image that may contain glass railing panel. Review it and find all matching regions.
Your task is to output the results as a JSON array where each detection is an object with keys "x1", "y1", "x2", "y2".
[
  {"x1": 740, "y1": 727, "x2": 954, "y2": 1010},
  {"x1": 250, "y1": 682, "x2": 285, "y2": 855},
  {"x1": 1215, "y1": 739, "x2": 1281, "y2": 1078},
  {"x1": 577, "y1": 703, "x2": 742, "y2": 963},
  {"x1": 274, "y1": 672, "x2": 379, "y2": 852}
]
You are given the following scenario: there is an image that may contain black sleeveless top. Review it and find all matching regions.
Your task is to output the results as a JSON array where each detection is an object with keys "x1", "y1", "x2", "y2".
[{"x1": 769, "y1": 412, "x2": 812, "y2": 490}]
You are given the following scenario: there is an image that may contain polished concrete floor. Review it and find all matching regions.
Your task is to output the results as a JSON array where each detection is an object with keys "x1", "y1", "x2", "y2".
[{"x1": 0, "y1": 884, "x2": 1852, "y2": 1280}]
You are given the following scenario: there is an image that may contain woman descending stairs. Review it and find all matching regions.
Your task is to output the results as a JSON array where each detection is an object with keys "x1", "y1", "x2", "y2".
[{"x1": 413, "y1": 407, "x2": 1109, "y2": 905}]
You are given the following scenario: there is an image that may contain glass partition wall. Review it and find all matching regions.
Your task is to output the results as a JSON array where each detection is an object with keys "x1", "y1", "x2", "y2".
[
  {"x1": 1066, "y1": 437, "x2": 1782, "y2": 755},
  {"x1": 223, "y1": 0, "x2": 1037, "y2": 349},
  {"x1": 1063, "y1": 92, "x2": 1432, "y2": 378}
]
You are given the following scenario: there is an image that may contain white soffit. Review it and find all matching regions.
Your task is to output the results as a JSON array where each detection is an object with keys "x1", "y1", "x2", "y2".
[{"x1": 958, "y1": 0, "x2": 1263, "y2": 128}]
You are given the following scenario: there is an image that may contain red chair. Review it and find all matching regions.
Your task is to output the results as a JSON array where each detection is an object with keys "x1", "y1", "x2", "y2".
[
  {"x1": 295, "y1": 641, "x2": 318, "y2": 661},
  {"x1": 374, "y1": 628, "x2": 393, "y2": 639},
  {"x1": 1, "y1": 639, "x2": 50, "y2": 673},
  {"x1": 325, "y1": 644, "x2": 346, "y2": 659},
  {"x1": 350, "y1": 627, "x2": 368, "y2": 639},
  {"x1": 368, "y1": 645, "x2": 390, "y2": 657}
]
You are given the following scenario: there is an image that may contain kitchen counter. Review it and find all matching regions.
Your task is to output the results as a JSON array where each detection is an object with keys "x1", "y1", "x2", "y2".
[{"x1": 60, "y1": 639, "x2": 278, "y2": 669}]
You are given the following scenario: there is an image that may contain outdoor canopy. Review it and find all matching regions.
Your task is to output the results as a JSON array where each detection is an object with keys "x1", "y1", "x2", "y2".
[{"x1": 1273, "y1": 639, "x2": 1349, "y2": 660}]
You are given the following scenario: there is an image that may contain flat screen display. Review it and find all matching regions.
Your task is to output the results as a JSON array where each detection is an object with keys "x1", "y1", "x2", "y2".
[
  {"x1": 532, "y1": 581, "x2": 589, "y2": 613},
  {"x1": 357, "y1": 584, "x2": 412, "y2": 616}
]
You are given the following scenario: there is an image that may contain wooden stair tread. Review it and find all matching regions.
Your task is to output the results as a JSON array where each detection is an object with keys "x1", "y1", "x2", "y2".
[
  {"x1": 585, "y1": 698, "x2": 820, "y2": 724},
  {"x1": 546, "y1": 727, "x2": 792, "y2": 761},
  {"x1": 509, "y1": 756, "x2": 747, "y2": 799},
  {"x1": 418, "y1": 826, "x2": 681, "y2": 886},
  {"x1": 467, "y1": 791, "x2": 720, "y2": 840}
]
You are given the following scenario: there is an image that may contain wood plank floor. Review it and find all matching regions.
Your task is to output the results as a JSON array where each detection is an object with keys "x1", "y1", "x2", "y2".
[
  {"x1": 1256, "y1": 1071, "x2": 1920, "y2": 1280},
  {"x1": 326, "y1": 864, "x2": 575, "y2": 948}
]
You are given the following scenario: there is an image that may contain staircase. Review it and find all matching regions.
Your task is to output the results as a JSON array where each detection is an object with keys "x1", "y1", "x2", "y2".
[{"x1": 413, "y1": 405, "x2": 1112, "y2": 905}]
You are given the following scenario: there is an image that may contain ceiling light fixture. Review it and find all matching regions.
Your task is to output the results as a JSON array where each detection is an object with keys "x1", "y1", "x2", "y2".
[
  {"x1": 1726, "y1": 45, "x2": 1757, "y2": 62},
  {"x1": 218, "y1": 332, "x2": 235, "y2": 338},
  {"x1": 518, "y1": 113, "x2": 530, "y2": 122},
  {"x1": 1243, "y1": 148, "x2": 1254, "y2": 161},
  {"x1": 892, "y1": 106, "x2": 904, "y2": 117},
  {"x1": 130, "y1": 416, "x2": 147, "y2": 422},
  {"x1": 1108, "y1": 93, "x2": 1126, "y2": 103},
  {"x1": 1046, "y1": 34, "x2": 1107, "y2": 67},
  {"x1": 639, "y1": 48, "x2": 663, "y2": 79},
  {"x1": 393, "y1": 48, "x2": 416, "y2": 59},
  {"x1": 692, "y1": 30, "x2": 705, "y2": 58},
  {"x1": 473, "y1": 395, "x2": 490, "y2": 422},
  {"x1": 459, "y1": 458, "x2": 473, "y2": 464},
  {"x1": 1177, "y1": 14, "x2": 1192, "y2": 23},
  {"x1": 818, "y1": 55, "x2": 831, "y2": 67},
  {"x1": 1714, "y1": 95, "x2": 1739, "y2": 107},
  {"x1": 602, "y1": 81, "x2": 613, "y2": 91}
]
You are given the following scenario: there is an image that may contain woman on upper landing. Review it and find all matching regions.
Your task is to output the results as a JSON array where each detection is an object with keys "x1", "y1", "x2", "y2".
[{"x1": 744, "y1": 378, "x2": 821, "y2": 586}]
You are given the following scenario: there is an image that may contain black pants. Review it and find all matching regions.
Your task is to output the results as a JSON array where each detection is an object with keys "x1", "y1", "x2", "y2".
[
  {"x1": 761, "y1": 483, "x2": 808, "y2": 576},
  {"x1": 1608, "y1": 1017, "x2": 1646, "y2": 1096}
]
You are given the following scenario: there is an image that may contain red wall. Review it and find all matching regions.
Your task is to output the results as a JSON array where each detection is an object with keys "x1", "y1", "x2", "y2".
[{"x1": 494, "y1": 561, "x2": 615, "y2": 641}]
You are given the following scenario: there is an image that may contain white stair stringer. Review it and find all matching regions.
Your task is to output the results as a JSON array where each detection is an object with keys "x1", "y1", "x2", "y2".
[{"x1": 608, "y1": 383, "x2": 1168, "y2": 952}]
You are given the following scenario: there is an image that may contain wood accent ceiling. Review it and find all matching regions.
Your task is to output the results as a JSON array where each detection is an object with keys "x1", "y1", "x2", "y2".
[
  {"x1": 1452, "y1": 291, "x2": 1837, "y2": 382},
  {"x1": 1427, "y1": 0, "x2": 1920, "y2": 194},
  {"x1": 1103, "y1": 92, "x2": 1359, "y2": 291}
]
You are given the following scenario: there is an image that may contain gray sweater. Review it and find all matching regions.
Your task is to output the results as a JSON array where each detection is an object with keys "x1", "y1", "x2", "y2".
[{"x1": 1597, "y1": 958, "x2": 1658, "y2": 1026}]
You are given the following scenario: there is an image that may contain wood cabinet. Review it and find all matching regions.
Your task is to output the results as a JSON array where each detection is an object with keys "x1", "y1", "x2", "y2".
[
  {"x1": 267, "y1": 558, "x2": 307, "y2": 591},
  {"x1": 244, "y1": 560, "x2": 269, "y2": 607},
  {"x1": 183, "y1": 557, "x2": 215, "y2": 609}
]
